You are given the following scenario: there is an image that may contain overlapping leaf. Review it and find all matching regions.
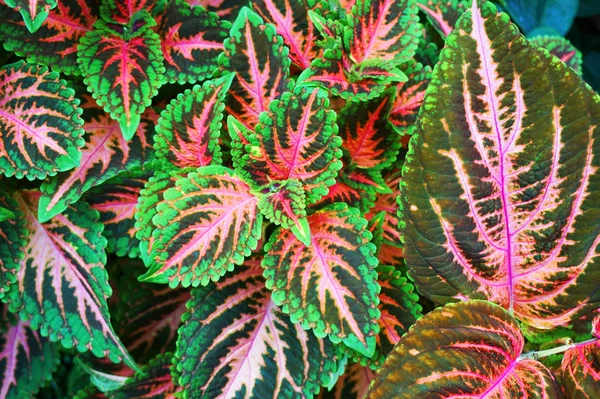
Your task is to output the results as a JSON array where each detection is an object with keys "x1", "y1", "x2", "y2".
[
  {"x1": 319, "y1": 362, "x2": 374, "y2": 399},
  {"x1": 219, "y1": 7, "x2": 291, "y2": 129},
  {"x1": 142, "y1": 166, "x2": 262, "y2": 287},
  {"x1": 0, "y1": 61, "x2": 85, "y2": 180},
  {"x1": 530, "y1": 35, "x2": 583, "y2": 75},
  {"x1": 78, "y1": 12, "x2": 165, "y2": 139},
  {"x1": 314, "y1": 169, "x2": 378, "y2": 213},
  {"x1": 154, "y1": 73, "x2": 233, "y2": 168},
  {"x1": 3, "y1": 0, "x2": 56, "y2": 32},
  {"x1": 388, "y1": 59, "x2": 431, "y2": 136},
  {"x1": 99, "y1": 0, "x2": 157, "y2": 24},
  {"x1": 0, "y1": 192, "x2": 25, "y2": 300},
  {"x1": 399, "y1": 0, "x2": 600, "y2": 328},
  {"x1": 176, "y1": 259, "x2": 341, "y2": 399},
  {"x1": 38, "y1": 101, "x2": 154, "y2": 223},
  {"x1": 155, "y1": 0, "x2": 231, "y2": 84},
  {"x1": 190, "y1": 0, "x2": 247, "y2": 21},
  {"x1": 417, "y1": 0, "x2": 468, "y2": 38},
  {"x1": 368, "y1": 300, "x2": 562, "y2": 398},
  {"x1": 110, "y1": 353, "x2": 181, "y2": 399},
  {"x1": 263, "y1": 203, "x2": 380, "y2": 357},
  {"x1": 5, "y1": 190, "x2": 137, "y2": 369},
  {"x1": 240, "y1": 86, "x2": 343, "y2": 203},
  {"x1": 0, "y1": 0, "x2": 100, "y2": 75}
]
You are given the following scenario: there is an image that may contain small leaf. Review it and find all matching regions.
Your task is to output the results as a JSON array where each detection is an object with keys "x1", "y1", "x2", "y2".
[
  {"x1": 530, "y1": 35, "x2": 583, "y2": 75},
  {"x1": 110, "y1": 353, "x2": 181, "y2": 399},
  {"x1": 176, "y1": 259, "x2": 341, "y2": 399},
  {"x1": 78, "y1": 11, "x2": 165, "y2": 139},
  {"x1": 154, "y1": 73, "x2": 234, "y2": 168},
  {"x1": 142, "y1": 166, "x2": 262, "y2": 287},
  {"x1": 416, "y1": 0, "x2": 469, "y2": 38},
  {"x1": 0, "y1": 192, "x2": 26, "y2": 300},
  {"x1": 319, "y1": 362, "x2": 374, "y2": 399},
  {"x1": 0, "y1": 61, "x2": 85, "y2": 180},
  {"x1": 2, "y1": 0, "x2": 56, "y2": 32},
  {"x1": 367, "y1": 300, "x2": 562, "y2": 398},
  {"x1": 263, "y1": 203, "x2": 380, "y2": 357}
]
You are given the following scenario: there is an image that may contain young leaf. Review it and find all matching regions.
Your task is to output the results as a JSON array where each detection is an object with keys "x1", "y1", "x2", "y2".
[
  {"x1": 155, "y1": 0, "x2": 231, "y2": 84},
  {"x1": 399, "y1": 0, "x2": 600, "y2": 328},
  {"x1": 38, "y1": 102, "x2": 154, "y2": 223},
  {"x1": 0, "y1": 306, "x2": 58, "y2": 399},
  {"x1": 142, "y1": 166, "x2": 262, "y2": 287},
  {"x1": 368, "y1": 300, "x2": 562, "y2": 398},
  {"x1": 263, "y1": 203, "x2": 380, "y2": 357},
  {"x1": 2, "y1": 0, "x2": 56, "y2": 32},
  {"x1": 110, "y1": 353, "x2": 181, "y2": 399},
  {"x1": 0, "y1": 61, "x2": 85, "y2": 180},
  {"x1": 416, "y1": 0, "x2": 468, "y2": 38},
  {"x1": 529, "y1": 35, "x2": 583, "y2": 75},
  {"x1": 176, "y1": 259, "x2": 341, "y2": 399},
  {"x1": 154, "y1": 73, "x2": 234, "y2": 168},
  {"x1": 0, "y1": 0, "x2": 100, "y2": 76},
  {"x1": 240, "y1": 86, "x2": 343, "y2": 203},
  {"x1": 6, "y1": 190, "x2": 137, "y2": 370},
  {"x1": 0, "y1": 192, "x2": 25, "y2": 300},
  {"x1": 219, "y1": 6, "x2": 291, "y2": 129},
  {"x1": 388, "y1": 59, "x2": 431, "y2": 136},
  {"x1": 77, "y1": 12, "x2": 165, "y2": 139}
]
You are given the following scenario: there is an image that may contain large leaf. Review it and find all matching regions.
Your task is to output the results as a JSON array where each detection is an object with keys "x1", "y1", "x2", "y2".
[
  {"x1": 0, "y1": 0, "x2": 100, "y2": 76},
  {"x1": 110, "y1": 353, "x2": 181, "y2": 399},
  {"x1": 175, "y1": 259, "x2": 341, "y2": 399},
  {"x1": 38, "y1": 102, "x2": 154, "y2": 223},
  {"x1": 0, "y1": 61, "x2": 84, "y2": 180},
  {"x1": 252, "y1": 0, "x2": 320, "y2": 70},
  {"x1": 399, "y1": 0, "x2": 600, "y2": 328},
  {"x1": 3, "y1": 0, "x2": 56, "y2": 32},
  {"x1": 529, "y1": 35, "x2": 583, "y2": 75},
  {"x1": 219, "y1": 6, "x2": 291, "y2": 130},
  {"x1": 155, "y1": 0, "x2": 231, "y2": 84},
  {"x1": 154, "y1": 73, "x2": 233, "y2": 168},
  {"x1": 141, "y1": 166, "x2": 262, "y2": 287},
  {"x1": 5, "y1": 190, "x2": 137, "y2": 370},
  {"x1": 367, "y1": 300, "x2": 562, "y2": 398},
  {"x1": 77, "y1": 12, "x2": 165, "y2": 139},
  {"x1": 263, "y1": 203, "x2": 380, "y2": 357},
  {"x1": 240, "y1": 86, "x2": 343, "y2": 203},
  {"x1": 0, "y1": 192, "x2": 25, "y2": 300}
]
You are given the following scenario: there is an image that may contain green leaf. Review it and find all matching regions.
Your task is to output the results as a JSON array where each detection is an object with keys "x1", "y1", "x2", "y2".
[
  {"x1": 529, "y1": 35, "x2": 583, "y2": 75},
  {"x1": 0, "y1": 192, "x2": 25, "y2": 300},
  {"x1": 3, "y1": 0, "x2": 57, "y2": 32},
  {"x1": 109, "y1": 353, "x2": 181, "y2": 399}
]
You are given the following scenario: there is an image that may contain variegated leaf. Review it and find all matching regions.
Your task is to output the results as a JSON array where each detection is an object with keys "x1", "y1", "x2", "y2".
[
  {"x1": 110, "y1": 353, "x2": 181, "y2": 399},
  {"x1": 227, "y1": 115, "x2": 252, "y2": 172},
  {"x1": 417, "y1": 0, "x2": 468, "y2": 38},
  {"x1": 2, "y1": 0, "x2": 56, "y2": 32},
  {"x1": 314, "y1": 169, "x2": 378, "y2": 213},
  {"x1": 154, "y1": 73, "x2": 233, "y2": 168},
  {"x1": 368, "y1": 300, "x2": 562, "y2": 398},
  {"x1": 176, "y1": 260, "x2": 341, "y2": 399},
  {"x1": 318, "y1": 362, "x2": 374, "y2": 399},
  {"x1": 0, "y1": 192, "x2": 25, "y2": 300},
  {"x1": 400, "y1": 0, "x2": 600, "y2": 328},
  {"x1": 219, "y1": 6, "x2": 292, "y2": 130},
  {"x1": 155, "y1": 0, "x2": 231, "y2": 84},
  {"x1": 263, "y1": 203, "x2": 380, "y2": 357},
  {"x1": 240, "y1": 86, "x2": 343, "y2": 203},
  {"x1": 38, "y1": 101, "x2": 154, "y2": 223},
  {"x1": 339, "y1": 90, "x2": 399, "y2": 170},
  {"x1": 388, "y1": 59, "x2": 431, "y2": 136},
  {"x1": 252, "y1": 0, "x2": 320, "y2": 70},
  {"x1": 530, "y1": 35, "x2": 583, "y2": 76},
  {"x1": 78, "y1": 11, "x2": 165, "y2": 139},
  {"x1": 99, "y1": 0, "x2": 158, "y2": 24},
  {"x1": 190, "y1": 0, "x2": 247, "y2": 21},
  {"x1": 6, "y1": 190, "x2": 137, "y2": 370},
  {"x1": 0, "y1": 0, "x2": 100, "y2": 76},
  {"x1": 141, "y1": 166, "x2": 262, "y2": 287},
  {"x1": 0, "y1": 61, "x2": 85, "y2": 180}
]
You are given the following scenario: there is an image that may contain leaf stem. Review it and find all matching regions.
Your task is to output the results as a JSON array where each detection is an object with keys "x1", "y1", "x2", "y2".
[{"x1": 518, "y1": 338, "x2": 598, "y2": 361}]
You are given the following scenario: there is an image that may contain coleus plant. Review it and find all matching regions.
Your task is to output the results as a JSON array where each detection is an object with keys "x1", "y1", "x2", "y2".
[{"x1": 0, "y1": 0, "x2": 598, "y2": 399}]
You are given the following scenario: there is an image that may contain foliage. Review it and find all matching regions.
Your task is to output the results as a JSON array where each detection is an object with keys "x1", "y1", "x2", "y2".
[{"x1": 0, "y1": 0, "x2": 598, "y2": 398}]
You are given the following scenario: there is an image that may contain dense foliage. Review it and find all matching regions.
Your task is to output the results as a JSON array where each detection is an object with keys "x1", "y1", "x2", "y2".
[{"x1": 0, "y1": 0, "x2": 599, "y2": 398}]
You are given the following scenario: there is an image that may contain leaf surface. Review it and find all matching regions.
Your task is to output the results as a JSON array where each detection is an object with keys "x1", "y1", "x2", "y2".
[
  {"x1": 110, "y1": 353, "x2": 181, "y2": 399},
  {"x1": 3, "y1": 0, "x2": 56, "y2": 32},
  {"x1": 388, "y1": 59, "x2": 431, "y2": 136},
  {"x1": 530, "y1": 35, "x2": 583, "y2": 75},
  {"x1": 416, "y1": 0, "x2": 468, "y2": 38},
  {"x1": 0, "y1": 192, "x2": 25, "y2": 300}
]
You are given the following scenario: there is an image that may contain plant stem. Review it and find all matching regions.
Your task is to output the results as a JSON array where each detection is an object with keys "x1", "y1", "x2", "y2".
[{"x1": 518, "y1": 338, "x2": 598, "y2": 361}]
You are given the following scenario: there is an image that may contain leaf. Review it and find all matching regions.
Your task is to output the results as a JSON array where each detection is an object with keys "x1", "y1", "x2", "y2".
[
  {"x1": 0, "y1": 192, "x2": 25, "y2": 300},
  {"x1": 227, "y1": 114, "x2": 252, "y2": 171},
  {"x1": 319, "y1": 362, "x2": 374, "y2": 399},
  {"x1": 155, "y1": 0, "x2": 231, "y2": 84},
  {"x1": 99, "y1": 0, "x2": 159, "y2": 24},
  {"x1": 0, "y1": 306, "x2": 58, "y2": 399},
  {"x1": 219, "y1": 6, "x2": 292, "y2": 130},
  {"x1": 263, "y1": 203, "x2": 380, "y2": 357},
  {"x1": 529, "y1": 35, "x2": 583, "y2": 75},
  {"x1": 339, "y1": 90, "x2": 399, "y2": 170},
  {"x1": 141, "y1": 166, "x2": 262, "y2": 287},
  {"x1": 367, "y1": 300, "x2": 563, "y2": 398},
  {"x1": 240, "y1": 86, "x2": 343, "y2": 203},
  {"x1": 5, "y1": 190, "x2": 137, "y2": 370},
  {"x1": 110, "y1": 353, "x2": 181, "y2": 399},
  {"x1": 349, "y1": 0, "x2": 421, "y2": 65},
  {"x1": 175, "y1": 259, "x2": 341, "y2": 399},
  {"x1": 0, "y1": 61, "x2": 85, "y2": 180},
  {"x1": 314, "y1": 170, "x2": 378, "y2": 213},
  {"x1": 416, "y1": 0, "x2": 469, "y2": 38},
  {"x1": 252, "y1": 0, "x2": 321, "y2": 70},
  {"x1": 502, "y1": 0, "x2": 578, "y2": 36},
  {"x1": 399, "y1": 0, "x2": 600, "y2": 328},
  {"x1": 77, "y1": 11, "x2": 165, "y2": 139},
  {"x1": 38, "y1": 102, "x2": 155, "y2": 223},
  {"x1": 154, "y1": 73, "x2": 234, "y2": 168},
  {"x1": 2, "y1": 0, "x2": 56, "y2": 32},
  {"x1": 190, "y1": 0, "x2": 247, "y2": 21},
  {"x1": 74, "y1": 385, "x2": 106, "y2": 399},
  {"x1": 0, "y1": 0, "x2": 100, "y2": 76}
]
